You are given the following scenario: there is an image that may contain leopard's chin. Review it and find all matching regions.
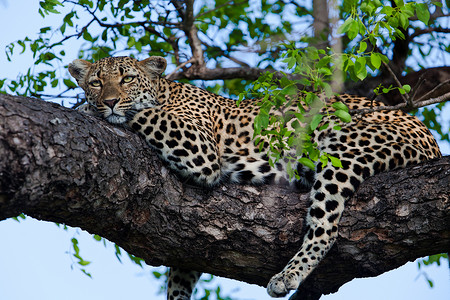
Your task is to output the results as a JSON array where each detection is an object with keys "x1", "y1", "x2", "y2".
[{"x1": 106, "y1": 114, "x2": 127, "y2": 124}]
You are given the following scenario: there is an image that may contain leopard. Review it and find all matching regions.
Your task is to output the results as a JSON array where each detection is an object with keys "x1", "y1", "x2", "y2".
[{"x1": 68, "y1": 55, "x2": 442, "y2": 299}]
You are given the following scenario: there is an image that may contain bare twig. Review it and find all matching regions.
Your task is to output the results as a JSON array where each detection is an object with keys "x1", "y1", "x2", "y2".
[
  {"x1": 409, "y1": 72, "x2": 426, "y2": 102},
  {"x1": 410, "y1": 27, "x2": 450, "y2": 39},
  {"x1": 416, "y1": 78, "x2": 450, "y2": 101},
  {"x1": 349, "y1": 91, "x2": 450, "y2": 115},
  {"x1": 165, "y1": 58, "x2": 195, "y2": 80}
]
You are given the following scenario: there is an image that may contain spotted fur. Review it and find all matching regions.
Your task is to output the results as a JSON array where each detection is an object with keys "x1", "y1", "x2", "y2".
[{"x1": 69, "y1": 56, "x2": 442, "y2": 299}]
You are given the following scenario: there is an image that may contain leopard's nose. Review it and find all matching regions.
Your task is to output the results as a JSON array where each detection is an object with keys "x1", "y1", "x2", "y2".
[{"x1": 103, "y1": 98, "x2": 119, "y2": 109}]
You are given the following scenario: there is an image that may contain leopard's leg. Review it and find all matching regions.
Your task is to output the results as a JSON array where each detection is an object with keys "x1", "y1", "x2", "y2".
[
  {"x1": 129, "y1": 109, "x2": 222, "y2": 185},
  {"x1": 129, "y1": 110, "x2": 216, "y2": 298},
  {"x1": 267, "y1": 138, "x2": 434, "y2": 297},
  {"x1": 167, "y1": 268, "x2": 201, "y2": 300},
  {"x1": 267, "y1": 160, "x2": 353, "y2": 297}
]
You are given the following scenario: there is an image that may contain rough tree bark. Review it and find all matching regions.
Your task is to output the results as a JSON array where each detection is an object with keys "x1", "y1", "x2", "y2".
[{"x1": 0, "y1": 93, "x2": 449, "y2": 299}]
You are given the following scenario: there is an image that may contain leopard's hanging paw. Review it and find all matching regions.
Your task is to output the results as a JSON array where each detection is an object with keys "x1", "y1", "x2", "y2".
[{"x1": 267, "y1": 269, "x2": 302, "y2": 298}]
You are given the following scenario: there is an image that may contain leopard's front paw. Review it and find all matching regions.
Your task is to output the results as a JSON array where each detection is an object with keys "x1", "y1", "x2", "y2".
[{"x1": 266, "y1": 270, "x2": 302, "y2": 298}]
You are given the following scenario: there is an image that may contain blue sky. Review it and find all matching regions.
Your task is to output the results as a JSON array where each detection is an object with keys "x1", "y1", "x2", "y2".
[{"x1": 0, "y1": 1, "x2": 449, "y2": 300}]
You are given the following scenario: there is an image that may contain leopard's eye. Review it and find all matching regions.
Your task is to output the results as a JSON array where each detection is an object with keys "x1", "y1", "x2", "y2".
[
  {"x1": 122, "y1": 76, "x2": 135, "y2": 84},
  {"x1": 89, "y1": 80, "x2": 102, "y2": 87}
]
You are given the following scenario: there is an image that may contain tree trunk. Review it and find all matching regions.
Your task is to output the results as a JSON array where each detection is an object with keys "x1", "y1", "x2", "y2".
[{"x1": 0, "y1": 93, "x2": 449, "y2": 298}]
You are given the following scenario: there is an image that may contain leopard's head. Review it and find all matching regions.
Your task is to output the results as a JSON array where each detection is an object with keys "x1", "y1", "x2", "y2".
[{"x1": 69, "y1": 56, "x2": 167, "y2": 124}]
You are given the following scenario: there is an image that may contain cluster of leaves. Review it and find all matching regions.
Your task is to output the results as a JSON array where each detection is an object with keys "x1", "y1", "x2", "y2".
[
  {"x1": 242, "y1": 0, "x2": 436, "y2": 176},
  {"x1": 67, "y1": 233, "x2": 146, "y2": 279},
  {"x1": 0, "y1": 0, "x2": 306, "y2": 99},
  {"x1": 91, "y1": 235, "x2": 235, "y2": 299},
  {"x1": 70, "y1": 237, "x2": 92, "y2": 277},
  {"x1": 338, "y1": 0, "x2": 450, "y2": 145},
  {"x1": 92, "y1": 234, "x2": 145, "y2": 267},
  {"x1": 339, "y1": 0, "x2": 447, "y2": 59},
  {"x1": 238, "y1": 45, "x2": 349, "y2": 177},
  {"x1": 338, "y1": 0, "x2": 435, "y2": 83},
  {"x1": 417, "y1": 253, "x2": 449, "y2": 287}
]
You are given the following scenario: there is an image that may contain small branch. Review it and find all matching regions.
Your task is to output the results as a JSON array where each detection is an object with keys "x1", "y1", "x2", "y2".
[
  {"x1": 410, "y1": 27, "x2": 450, "y2": 39},
  {"x1": 416, "y1": 78, "x2": 450, "y2": 102},
  {"x1": 381, "y1": 60, "x2": 410, "y2": 104},
  {"x1": 416, "y1": 91, "x2": 450, "y2": 107},
  {"x1": 349, "y1": 91, "x2": 450, "y2": 115},
  {"x1": 165, "y1": 58, "x2": 194, "y2": 80},
  {"x1": 166, "y1": 66, "x2": 301, "y2": 81},
  {"x1": 409, "y1": 72, "x2": 426, "y2": 102},
  {"x1": 48, "y1": 17, "x2": 96, "y2": 48},
  {"x1": 200, "y1": 44, "x2": 251, "y2": 67}
]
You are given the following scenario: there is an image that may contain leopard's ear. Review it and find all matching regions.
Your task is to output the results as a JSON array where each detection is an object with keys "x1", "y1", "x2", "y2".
[
  {"x1": 138, "y1": 56, "x2": 167, "y2": 77},
  {"x1": 68, "y1": 59, "x2": 92, "y2": 83}
]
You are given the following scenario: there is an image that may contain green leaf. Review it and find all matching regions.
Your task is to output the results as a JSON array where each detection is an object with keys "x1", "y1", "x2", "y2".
[
  {"x1": 338, "y1": 17, "x2": 354, "y2": 34},
  {"x1": 329, "y1": 155, "x2": 343, "y2": 168},
  {"x1": 81, "y1": 269, "x2": 92, "y2": 278},
  {"x1": 370, "y1": 53, "x2": 382, "y2": 69},
  {"x1": 358, "y1": 41, "x2": 367, "y2": 53},
  {"x1": 398, "y1": 12, "x2": 409, "y2": 29},
  {"x1": 12, "y1": 213, "x2": 26, "y2": 222},
  {"x1": 298, "y1": 157, "x2": 315, "y2": 170},
  {"x1": 63, "y1": 78, "x2": 77, "y2": 89},
  {"x1": 354, "y1": 56, "x2": 367, "y2": 80},
  {"x1": 310, "y1": 114, "x2": 323, "y2": 131},
  {"x1": 335, "y1": 110, "x2": 352, "y2": 123},
  {"x1": 416, "y1": 3, "x2": 430, "y2": 25},
  {"x1": 128, "y1": 254, "x2": 144, "y2": 267},
  {"x1": 348, "y1": 19, "x2": 360, "y2": 40},
  {"x1": 281, "y1": 84, "x2": 297, "y2": 96},
  {"x1": 332, "y1": 101, "x2": 349, "y2": 112},
  {"x1": 152, "y1": 271, "x2": 163, "y2": 279},
  {"x1": 306, "y1": 47, "x2": 319, "y2": 60},
  {"x1": 319, "y1": 122, "x2": 330, "y2": 131},
  {"x1": 78, "y1": 260, "x2": 91, "y2": 266},
  {"x1": 115, "y1": 244, "x2": 122, "y2": 262},
  {"x1": 319, "y1": 154, "x2": 328, "y2": 167},
  {"x1": 285, "y1": 56, "x2": 296, "y2": 69},
  {"x1": 82, "y1": 30, "x2": 93, "y2": 42},
  {"x1": 286, "y1": 161, "x2": 295, "y2": 179},
  {"x1": 40, "y1": 26, "x2": 51, "y2": 34}
]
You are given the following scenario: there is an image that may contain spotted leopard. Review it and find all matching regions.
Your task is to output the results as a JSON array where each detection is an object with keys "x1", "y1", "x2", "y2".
[{"x1": 69, "y1": 56, "x2": 442, "y2": 299}]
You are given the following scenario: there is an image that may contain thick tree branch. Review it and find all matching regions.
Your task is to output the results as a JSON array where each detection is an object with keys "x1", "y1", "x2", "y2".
[
  {"x1": 167, "y1": 65, "x2": 300, "y2": 81},
  {"x1": 0, "y1": 94, "x2": 449, "y2": 299}
]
